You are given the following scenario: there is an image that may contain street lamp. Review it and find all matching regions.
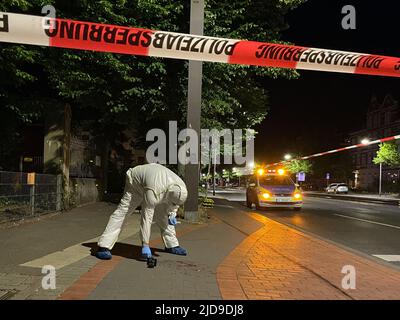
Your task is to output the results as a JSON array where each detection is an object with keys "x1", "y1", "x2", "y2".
[
  {"x1": 361, "y1": 138, "x2": 370, "y2": 145},
  {"x1": 284, "y1": 154, "x2": 292, "y2": 161}
]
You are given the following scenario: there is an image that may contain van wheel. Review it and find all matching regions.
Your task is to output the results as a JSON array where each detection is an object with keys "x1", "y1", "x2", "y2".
[{"x1": 294, "y1": 207, "x2": 302, "y2": 211}]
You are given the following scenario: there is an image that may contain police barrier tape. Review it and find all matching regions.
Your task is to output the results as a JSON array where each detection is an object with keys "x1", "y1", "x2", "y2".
[
  {"x1": 1, "y1": 12, "x2": 400, "y2": 77},
  {"x1": 267, "y1": 135, "x2": 400, "y2": 168}
]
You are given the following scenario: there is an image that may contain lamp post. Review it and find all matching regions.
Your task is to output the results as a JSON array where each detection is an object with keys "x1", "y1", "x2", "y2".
[
  {"x1": 379, "y1": 162, "x2": 382, "y2": 195},
  {"x1": 212, "y1": 152, "x2": 216, "y2": 196},
  {"x1": 361, "y1": 138, "x2": 381, "y2": 194},
  {"x1": 361, "y1": 138, "x2": 371, "y2": 145},
  {"x1": 184, "y1": 0, "x2": 204, "y2": 222},
  {"x1": 284, "y1": 154, "x2": 292, "y2": 161}
]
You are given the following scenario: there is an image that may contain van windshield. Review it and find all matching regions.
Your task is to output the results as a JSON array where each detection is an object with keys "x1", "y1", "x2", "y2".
[{"x1": 259, "y1": 175, "x2": 293, "y2": 186}]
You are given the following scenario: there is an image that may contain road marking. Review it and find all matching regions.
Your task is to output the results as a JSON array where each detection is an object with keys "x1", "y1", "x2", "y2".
[
  {"x1": 334, "y1": 214, "x2": 400, "y2": 230},
  {"x1": 20, "y1": 216, "x2": 141, "y2": 270},
  {"x1": 355, "y1": 208, "x2": 373, "y2": 213},
  {"x1": 373, "y1": 255, "x2": 400, "y2": 262}
]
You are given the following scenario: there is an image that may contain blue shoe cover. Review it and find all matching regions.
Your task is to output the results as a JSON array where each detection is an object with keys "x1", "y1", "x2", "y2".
[
  {"x1": 165, "y1": 246, "x2": 187, "y2": 256},
  {"x1": 95, "y1": 247, "x2": 112, "y2": 260},
  {"x1": 141, "y1": 246, "x2": 152, "y2": 259}
]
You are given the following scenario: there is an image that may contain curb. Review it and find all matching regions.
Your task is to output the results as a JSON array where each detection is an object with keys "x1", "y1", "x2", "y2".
[{"x1": 305, "y1": 192, "x2": 400, "y2": 206}]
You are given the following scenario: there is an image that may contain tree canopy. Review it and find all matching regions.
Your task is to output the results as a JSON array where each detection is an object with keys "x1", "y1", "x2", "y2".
[
  {"x1": 285, "y1": 158, "x2": 312, "y2": 174},
  {"x1": 373, "y1": 142, "x2": 400, "y2": 167},
  {"x1": 1, "y1": 0, "x2": 306, "y2": 151}
]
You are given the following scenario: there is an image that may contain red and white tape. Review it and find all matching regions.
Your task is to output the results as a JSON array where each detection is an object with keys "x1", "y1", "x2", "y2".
[
  {"x1": 267, "y1": 135, "x2": 400, "y2": 167},
  {"x1": 1, "y1": 12, "x2": 400, "y2": 77}
]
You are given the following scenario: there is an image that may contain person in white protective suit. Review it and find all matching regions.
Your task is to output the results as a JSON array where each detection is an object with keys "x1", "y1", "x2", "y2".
[{"x1": 95, "y1": 163, "x2": 188, "y2": 260}]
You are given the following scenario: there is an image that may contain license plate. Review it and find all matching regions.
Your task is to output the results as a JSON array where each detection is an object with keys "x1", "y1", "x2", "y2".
[{"x1": 276, "y1": 197, "x2": 291, "y2": 202}]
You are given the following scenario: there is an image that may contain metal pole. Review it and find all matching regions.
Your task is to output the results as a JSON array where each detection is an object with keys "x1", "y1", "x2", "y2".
[
  {"x1": 30, "y1": 184, "x2": 35, "y2": 216},
  {"x1": 184, "y1": 0, "x2": 204, "y2": 222},
  {"x1": 213, "y1": 156, "x2": 216, "y2": 196},
  {"x1": 56, "y1": 174, "x2": 62, "y2": 211},
  {"x1": 379, "y1": 163, "x2": 382, "y2": 195}
]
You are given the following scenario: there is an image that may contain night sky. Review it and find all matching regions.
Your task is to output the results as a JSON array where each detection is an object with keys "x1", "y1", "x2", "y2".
[{"x1": 255, "y1": 0, "x2": 400, "y2": 163}]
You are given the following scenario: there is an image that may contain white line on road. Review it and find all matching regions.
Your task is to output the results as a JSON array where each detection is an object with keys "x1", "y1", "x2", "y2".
[
  {"x1": 334, "y1": 214, "x2": 400, "y2": 230},
  {"x1": 372, "y1": 255, "x2": 400, "y2": 262}
]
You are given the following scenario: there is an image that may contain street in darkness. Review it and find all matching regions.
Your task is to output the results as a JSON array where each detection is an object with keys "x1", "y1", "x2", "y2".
[
  {"x1": 210, "y1": 188, "x2": 400, "y2": 268},
  {"x1": 1, "y1": 0, "x2": 400, "y2": 312}
]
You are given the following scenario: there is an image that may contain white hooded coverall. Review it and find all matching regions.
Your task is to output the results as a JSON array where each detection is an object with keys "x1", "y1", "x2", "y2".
[{"x1": 98, "y1": 164, "x2": 188, "y2": 250}]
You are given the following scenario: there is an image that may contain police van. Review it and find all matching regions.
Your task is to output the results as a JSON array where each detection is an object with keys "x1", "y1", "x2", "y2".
[{"x1": 246, "y1": 169, "x2": 303, "y2": 211}]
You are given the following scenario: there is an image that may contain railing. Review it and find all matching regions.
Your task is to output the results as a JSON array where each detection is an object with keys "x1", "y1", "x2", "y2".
[{"x1": 0, "y1": 171, "x2": 62, "y2": 223}]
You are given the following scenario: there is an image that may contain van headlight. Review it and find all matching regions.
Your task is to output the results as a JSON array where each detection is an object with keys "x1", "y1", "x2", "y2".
[
  {"x1": 262, "y1": 193, "x2": 271, "y2": 199},
  {"x1": 294, "y1": 193, "x2": 302, "y2": 200}
]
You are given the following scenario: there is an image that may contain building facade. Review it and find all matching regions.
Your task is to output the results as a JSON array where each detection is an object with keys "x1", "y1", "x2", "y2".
[{"x1": 348, "y1": 95, "x2": 400, "y2": 191}]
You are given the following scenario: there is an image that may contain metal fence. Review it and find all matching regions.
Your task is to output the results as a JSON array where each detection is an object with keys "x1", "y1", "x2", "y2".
[{"x1": 0, "y1": 171, "x2": 62, "y2": 223}]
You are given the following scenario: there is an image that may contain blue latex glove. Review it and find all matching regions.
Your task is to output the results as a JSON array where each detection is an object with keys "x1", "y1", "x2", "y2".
[
  {"x1": 141, "y1": 246, "x2": 152, "y2": 258},
  {"x1": 168, "y1": 216, "x2": 177, "y2": 225},
  {"x1": 168, "y1": 211, "x2": 177, "y2": 225}
]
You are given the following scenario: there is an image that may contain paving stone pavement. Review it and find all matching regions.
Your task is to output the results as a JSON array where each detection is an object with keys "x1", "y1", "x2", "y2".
[
  {"x1": 217, "y1": 211, "x2": 400, "y2": 300},
  {"x1": 0, "y1": 203, "x2": 139, "y2": 300},
  {"x1": 63, "y1": 216, "x2": 250, "y2": 300},
  {"x1": 3, "y1": 200, "x2": 400, "y2": 300}
]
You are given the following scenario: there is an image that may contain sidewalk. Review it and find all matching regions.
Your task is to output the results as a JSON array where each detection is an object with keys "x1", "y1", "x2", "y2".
[
  {"x1": 1, "y1": 200, "x2": 400, "y2": 300},
  {"x1": 305, "y1": 191, "x2": 400, "y2": 206},
  {"x1": 217, "y1": 210, "x2": 400, "y2": 300},
  {"x1": 307, "y1": 191, "x2": 399, "y2": 199}
]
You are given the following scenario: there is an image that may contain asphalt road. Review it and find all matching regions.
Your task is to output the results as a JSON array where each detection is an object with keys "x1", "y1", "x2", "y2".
[{"x1": 209, "y1": 189, "x2": 400, "y2": 267}]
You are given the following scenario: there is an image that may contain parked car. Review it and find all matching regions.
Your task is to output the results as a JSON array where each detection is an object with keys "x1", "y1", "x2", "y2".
[
  {"x1": 246, "y1": 170, "x2": 303, "y2": 211},
  {"x1": 326, "y1": 183, "x2": 338, "y2": 193},
  {"x1": 326, "y1": 183, "x2": 349, "y2": 194}
]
